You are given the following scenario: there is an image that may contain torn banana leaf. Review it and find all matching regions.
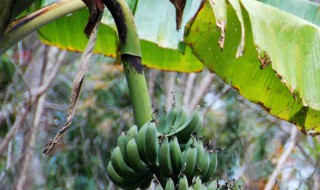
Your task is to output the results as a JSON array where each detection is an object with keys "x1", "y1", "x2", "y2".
[{"x1": 184, "y1": 0, "x2": 320, "y2": 134}]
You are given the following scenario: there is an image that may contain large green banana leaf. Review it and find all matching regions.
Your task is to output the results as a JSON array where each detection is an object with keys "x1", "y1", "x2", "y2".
[
  {"x1": 184, "y1": 0, "x2": 320, "y2": 134},
  {"x1": 38, "y1": 0, "x2": 204, "y2": 72},
  {"x1": 5, "y1": 0, "x2": 320, "y2": 134}
]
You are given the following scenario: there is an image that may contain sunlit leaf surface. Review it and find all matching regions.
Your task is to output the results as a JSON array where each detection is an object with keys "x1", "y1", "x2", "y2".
[{"x1": 184, "y1": 0, "x2": 320, "y2": 133}]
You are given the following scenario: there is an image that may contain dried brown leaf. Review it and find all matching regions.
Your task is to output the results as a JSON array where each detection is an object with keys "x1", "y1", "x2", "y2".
[{"x1": 169, "y1": 0, "x2": 186, "y2": 30}]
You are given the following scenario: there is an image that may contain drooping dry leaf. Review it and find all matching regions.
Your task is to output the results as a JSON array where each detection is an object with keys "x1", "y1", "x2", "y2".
[
  {"x1": 169, "y1": 0, "x2": 186, "y2": 30},
  {"x1": 43, "y1": 19, "x2": 101, "y2": 154},
  {"x1": 82, "y1": 0, "x2": 104, "y2": 37}
]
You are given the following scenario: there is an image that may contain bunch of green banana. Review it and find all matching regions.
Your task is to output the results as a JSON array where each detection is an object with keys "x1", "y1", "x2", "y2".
[
  {"x1": 116, "y1": 125, "x2": 138, "y2": 162},
  {"x1": 107, "y1": 106, "x2": 219, "y2": 190},
  {"x1": 156, "y1": 106, "x2": 202, "y2": 143},
  {"x1": 200, "y1": 150, "x2": 218, "y2": 183},
  {"x1": 182, "y1": 137, "x2": 198, "y2": 181},
  {"x1": 136, "y1": 122, "x2": 159, "y2": 169},
  {"x1": 159, "y1": 135, "x2": 174, "y2": 180},
  {"x1": 177, "y1": 175, "x2": 189, "y2": 190},
  {"x1": 169, "y1": 106, "x2": 203, "y2": 144},
  {"x1": 107, "y1": 124, "x2": 154, "y2": 189},
  {"x1": 178, "y1": 137, "x2": 218, "y2": 183},
  {"x1": 157, "y1": 135, "x2": 218, "y2": 185}
]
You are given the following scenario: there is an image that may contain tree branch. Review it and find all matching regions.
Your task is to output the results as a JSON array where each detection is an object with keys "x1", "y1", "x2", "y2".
[
  {"x1": 165, "y1": 72, "x2": 176, "y2": 111},
  {"x1": 15, "y1": 94, "x2": 46, "y2": 190},
  {"x1": 264, "y1": 127, "x2": 298, "y2": 190},
  {"x1": 0, "y1": 105, "x2": 30, "y2": 156},
  {"x1": 187, "y1": 72, "x2": 215, "y2": 114},
  {"x1": 203, "y1": 85, "x2": 231, "y2": 116},
  {"x1": 22, "y1": 50, "x2": 66, "y2": 98},
  {"x1": 183, "y1": 73, "x2": 196, "y2": 106}
]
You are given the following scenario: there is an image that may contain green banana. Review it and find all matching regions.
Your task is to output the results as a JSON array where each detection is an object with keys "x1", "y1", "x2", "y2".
[
  {"x1": 207, "y1": 180, "x2": 218, "y2": 190},
  {"x1": 163, "y1": 107, "x2": 178, "y2": 134},
  {"x1": 182, "y1": 140, "x2": 198, "y2": 181},
  {"x1": 116, "y1": 132, "x2": 128, "y2": 161},
  {"x1": 172, "y1": 107, "x2": 188, "y2": 131},
  {"x1": 201, "y1": 184, "x2": 208, "y2": 190},
  {"x1": 178, "y1": 175, "x2": 189, "y2": 190},
  {"x1": 193, "y1": 176, "x2": 207, "y2": 190},
  {"x1": 107, "y1": 162, "x2": 140, "y2": 190},
  {"x1": 192, "y1": 176, "x2": 202, "y2": 190},
  {"x1": 158, "y1": 135, "x2": 173, "y2": 179},
  {"x1": 136, "y1": 122, "x2": 149, "y2": 163},
  {"x1": 165, "y1": 178, "x2": 175, "y2": 190},
  {"x1": 202, "y1": 151, "x2": 218, "y2": 183},
  {"x1": 145, "y1": 122, "x2": 159, "y2": 168},
  {"x1": 107, "y1": 162, "x2": 126, "y2": 187},
  {"x1": 110, "y1": 146, "x2": 136, "y2": 178},
  {"x1": 169, "y1": 136, "x2": 183, "y2": 178},
  {"x1": 180, "y1": 114, "x2": 203, "y2": 145},
  {"x1": 196, "y1": 140, "x2": 205, "y2": 167},
  {"x1": 193, "y1": 114, "x2": 203, "y2": 136},
  {"x1": 197, "y1": 152, "x2": 210, "y2": 178},
  {"x1": 169, "y1": 107, "x2": 202, "y2": 143},
  {"x1": 155, "y1": 184, "x2": 164, "y2": 190},
  {"x1": 126, "y1": 125, "x2": 139, "y2": 138},
  {"x1": 126, "y1": 138, "x2": 150, "y2": 174}
]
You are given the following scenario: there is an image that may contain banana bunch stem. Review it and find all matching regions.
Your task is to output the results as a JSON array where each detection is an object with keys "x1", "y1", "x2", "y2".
[{"x1": 103, "y1": 0, "x2": 152, "y2": 127}]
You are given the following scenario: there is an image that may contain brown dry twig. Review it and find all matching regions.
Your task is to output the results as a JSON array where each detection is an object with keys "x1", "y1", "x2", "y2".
[
  {"x1": 165, "y1": 72, "x2": 177, "y2": 111},
  {"x1": 264, "y1": 127, "x2": 298, "y2": 190},
  {"x1": 183, "y1": 73, "x2": 196, "y2": 106},
  {"x1": 0, "y1": 105, "x2": 29, "y2": 156},
  {"x1": 43, "y1": 18, "x2": 101, "y2": 155}
]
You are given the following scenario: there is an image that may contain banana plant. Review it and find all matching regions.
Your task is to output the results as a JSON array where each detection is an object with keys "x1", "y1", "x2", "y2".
[{"x1": 1, "y1": 0, "x2": 320, "y2": 135}]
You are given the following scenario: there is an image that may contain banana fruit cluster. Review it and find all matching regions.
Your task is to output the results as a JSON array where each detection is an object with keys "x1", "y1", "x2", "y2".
[
  {"x1": 107, "y1": 107, "x2": 219, "y2": 190},
  {"x1": 157, "y1": 106, "x2": 203, "y2": 145},
  {"x1": 156, "y1": 135, "x2": 219, "y2": 189},
  {"x1": 107, "y1": 125, "x2": 154, "y2": 189}
]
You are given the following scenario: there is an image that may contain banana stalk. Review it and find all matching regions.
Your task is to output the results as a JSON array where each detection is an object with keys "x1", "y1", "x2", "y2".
[{"x1": 103, "y1": 0, "x2": 152, "y2": 127}]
